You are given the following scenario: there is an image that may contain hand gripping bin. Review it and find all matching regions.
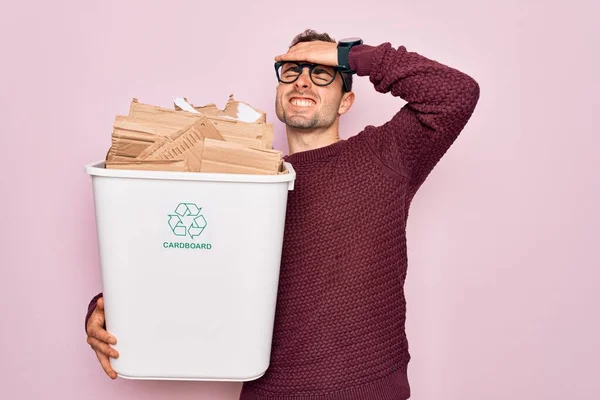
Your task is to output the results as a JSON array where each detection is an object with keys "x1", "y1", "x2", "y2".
[{"x1": 85, "y1": 161, "x2": 296, "y2": 381}]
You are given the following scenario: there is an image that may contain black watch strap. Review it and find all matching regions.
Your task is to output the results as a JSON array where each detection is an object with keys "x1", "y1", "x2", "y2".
[{"x1": 337, "y1": 38, "x2": 363, "y2": 72}]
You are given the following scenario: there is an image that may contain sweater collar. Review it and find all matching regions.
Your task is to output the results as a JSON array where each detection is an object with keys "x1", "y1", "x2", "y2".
[{"x1": 284, "y1": 140, "x2": 347, "y2": 163}]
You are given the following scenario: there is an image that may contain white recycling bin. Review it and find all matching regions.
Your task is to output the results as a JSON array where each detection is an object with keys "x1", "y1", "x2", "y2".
[{"x1": 85, "y1": 161, "x2": 296, "y2": 381}]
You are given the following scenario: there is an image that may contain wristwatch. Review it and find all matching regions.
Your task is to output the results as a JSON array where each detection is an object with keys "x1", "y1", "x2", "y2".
[{"x1": 337, "y1": 37, "x2": 363, "y2": 73}]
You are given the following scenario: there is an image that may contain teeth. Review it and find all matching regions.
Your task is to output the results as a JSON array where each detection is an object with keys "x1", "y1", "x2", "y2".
[{"x1": 291, "y1": 98, "x2": 315, "y2": 107}]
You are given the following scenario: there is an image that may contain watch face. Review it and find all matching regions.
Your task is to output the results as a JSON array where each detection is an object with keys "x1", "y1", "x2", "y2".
[{"x1": 339, "y1": 37, "x2": 362, "y2": 45}]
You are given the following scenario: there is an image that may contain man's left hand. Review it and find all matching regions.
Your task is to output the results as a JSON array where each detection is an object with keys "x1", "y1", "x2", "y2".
[{"x1": 275, "y1": 41, "x2": 338, "y2": 67}]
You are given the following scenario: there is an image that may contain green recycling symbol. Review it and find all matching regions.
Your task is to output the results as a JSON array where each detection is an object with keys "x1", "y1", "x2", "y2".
[{"x1": 168, "y1": 203, "x2": 207, "y2": 239}]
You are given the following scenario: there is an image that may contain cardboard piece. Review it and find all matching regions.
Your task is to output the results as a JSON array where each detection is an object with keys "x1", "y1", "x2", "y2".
[
  {"x1": 107, "y1": 105, "x2": 224, "y2": 162},
  {"x1": 173, "y1": 98, "x2": 201, "y2": 115},
  {"x1": 278, "y1": 161, "x2": 289, "y2": 175},
  {"x1": 219, "y1": 134, "x2": 263, "y2": 149},
  {"x1": 261, "y1": 124, "x2": 274, "y2": 149},
  {"x1": 105, "y1": 159, "x2": 189, "y2": 172},
  {"x1": 175, "y1": 95, "x2": 267, "y2": 124},
  {"x1": 104, "y1": 97, "x2": 283, "y2": 175},
  {"x1": 127, "y1": 100, "x2": 224, "y2": 141},
  {"x1": 200, "y1": 138, "x2": 282, "y2": 175},
  {"x1": 222, "y1": 94, "x2": 267, "y2": 123},
  {"x1": 193, "y1": 103, "x2": 226, "y2": 116},
  {"x1": 107, "y1": 130, "x2": 172, "y2": 161},
  {"x1": 142, "y1": 124, "x2": 206, "y2": 172},
  {"x1": 113, "y1": 115, "x2": 184, "y2": 139},
  {"x1": 169, "y1": 97, "x2": 273, "y2": 149},
  {"x1": 173, "y1": 98, "x2": 225, "y2": 117},
  {"x1": 207, "y1": 118, "x2": 273, "y2": 149}
]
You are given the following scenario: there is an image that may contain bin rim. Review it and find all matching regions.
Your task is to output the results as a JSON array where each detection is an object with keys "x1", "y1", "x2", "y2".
[{"x1": 85, "y1": 161, "x2": 296, "y2": 191}]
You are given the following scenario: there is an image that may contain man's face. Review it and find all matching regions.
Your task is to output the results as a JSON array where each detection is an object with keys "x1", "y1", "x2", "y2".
[{"x1": 275, "y1": 64, "x2": 345, "y2": 131}]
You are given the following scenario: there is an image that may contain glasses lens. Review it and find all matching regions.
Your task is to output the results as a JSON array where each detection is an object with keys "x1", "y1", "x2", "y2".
[
  {"x1": 310, "y1": 65, "x2": 336, "y2": 86},
  {"x1": 277, "y1": 63, "x2": 337, "y2": 86},
  {"x1": 277, "y1": 63, "x2": 301, "y2": 83}
]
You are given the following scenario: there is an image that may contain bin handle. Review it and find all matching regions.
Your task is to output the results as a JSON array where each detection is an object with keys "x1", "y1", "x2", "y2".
[{"x1": 286, "y1": 162, "x2": 295, "y2": 191}]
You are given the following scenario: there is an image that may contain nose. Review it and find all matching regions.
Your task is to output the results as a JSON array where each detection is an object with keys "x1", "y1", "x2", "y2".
[{"x1": 294, "y1": 66, "x2": 312, "y2": 90}]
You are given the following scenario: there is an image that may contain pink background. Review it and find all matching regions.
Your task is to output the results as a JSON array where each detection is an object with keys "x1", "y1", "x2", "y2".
[{"x1": 1, "y1": 0, "x2": 598, "y2": 399}]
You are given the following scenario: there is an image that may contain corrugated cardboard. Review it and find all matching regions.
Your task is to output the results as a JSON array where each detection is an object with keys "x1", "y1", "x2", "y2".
[
  {"x1": 107, "y1": 130, "x2": 172, "y2": 161},
  {"x1": 105, "y1": 159, "x2": 189, "y2": 171},
  {"x1": 219, "y1": 134, "x2": 263, "y2": 149},
  {"x1": 131, "y1": 99, "x2": 273, "y2": 149},
  {"x1": 141, "y1": 125, "x2": 206, "y2": 172},
  {"x1": 174, "y1": 98, "x2": 226, "y2": 117},
  {"x1": 113, "y1": 115, "x2": 184, "y2": 139},
  {"x1": 278, "y1": 161, "x2": 289, "y2": 175},
  {"x1": 126, "y1": 101, "x2": 224, "y2": 141},
  {"x1": 129, "y1": 99, "x2": 202, "y2": 125},
  {"x1": 104, "y1": 97, "x2": 283, "y2": 175},
  {"x1": 107, "y1": 106, "x2": 224, "y2": 162},
  {"x1": 222, "y1": 94, "x2": 267, "y2": 123},
  {"x1": 261, "y1": 124, "x2": 274, "y2": 149},
  {"x1": 175, "y1": 95, "x2": 267, "y2": 124},
  {"x1": 193, "y1": 103, "x2": 225, "y2": 116},
  {"x1": 200, "y1": 138, "x2": 282, "y2": 175},
  {"x1": 207, "y1": 116, "x2": 272, "y2": 144}
]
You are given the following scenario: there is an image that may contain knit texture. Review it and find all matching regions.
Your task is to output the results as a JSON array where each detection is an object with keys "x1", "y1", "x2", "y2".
[
  {"x1": 239, "y1": 43, "x2": 479, "y2": 400},
  {"x1": 85, "y1": 292, "x2": 104, "y2": 332},
  {"x1": 85, "y1": 43, "x2": 479, "y2": 400}
]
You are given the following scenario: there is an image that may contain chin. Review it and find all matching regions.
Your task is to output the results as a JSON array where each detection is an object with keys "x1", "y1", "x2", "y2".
[
  {"x1": 286, "y1": 119, "x2": 317, "y2": 130},
  {"x1": 281, "y1": 109, "x2": 313, "y2": 127}
]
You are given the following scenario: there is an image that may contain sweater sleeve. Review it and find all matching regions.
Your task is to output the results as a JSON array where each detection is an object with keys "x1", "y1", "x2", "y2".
[
  {"x1": 85, "y1": 292, "x2": 104, "y2": 333},
  {"x1": 349, "y1": 43, "x2": 480, "y2": 194}
]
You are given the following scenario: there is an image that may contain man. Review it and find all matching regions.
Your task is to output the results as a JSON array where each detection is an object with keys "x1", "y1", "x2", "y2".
[{"x1": 85, "y1": 29, "x2": 480, "y2": 399}]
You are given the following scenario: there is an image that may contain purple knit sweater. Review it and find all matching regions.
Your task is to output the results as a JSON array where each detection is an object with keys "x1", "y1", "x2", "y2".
[{"x1": 86, "y1": 43, "x2": 480, "y2": 400}]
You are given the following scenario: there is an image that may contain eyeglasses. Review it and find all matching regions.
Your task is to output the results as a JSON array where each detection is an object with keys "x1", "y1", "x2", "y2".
[{"x1": 274, "y1": 62, "x2": 352, "y2": 92}]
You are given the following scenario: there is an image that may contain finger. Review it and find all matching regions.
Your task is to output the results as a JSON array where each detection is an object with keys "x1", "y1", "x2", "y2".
[
  {"x1": 275, "y1": 52, "x2": 310, "y2": 63},
  {"x1": 93, "y1": 309, "x2": 106, "y2": 330},
  {"x1": 88, "y1": 304, "x2": 117, "y2": 345},
  {"x1": 276, "y1": 47, "x2": 305, "y2": 59},
  {"x1": 95, "y1": 350, "x2": 118, "y2": 379},
  {"x1": 275, "y1": 53, "x2": 291, "y2": 62},
  {"x1": 87, "y1": 336, "x2": 120, "y2": 359},
  {"x1": 89, "y1": 322, "x2": 117, "y2": 345},
  {"x1": 87, "y1": 299, "x2": 107, "y2": 333}
]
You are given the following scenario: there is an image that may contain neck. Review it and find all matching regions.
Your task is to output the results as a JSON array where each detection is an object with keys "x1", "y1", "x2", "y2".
[{"x1": 286, "y1": 120, "x2": 340, "y2": 155}]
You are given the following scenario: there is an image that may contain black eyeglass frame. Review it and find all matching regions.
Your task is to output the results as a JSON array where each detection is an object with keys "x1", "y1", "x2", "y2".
[{"x1": 274, "y1": 61, "x2": 353, "y2": 92}]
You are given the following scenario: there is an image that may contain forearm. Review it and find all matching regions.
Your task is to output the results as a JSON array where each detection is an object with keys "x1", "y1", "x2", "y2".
[
  {"x1": 349, "y1": 42, "x2": 480, "y2": 188},
  {"x1": 350, "y1": 42, "x2": 479, "y2": 131}
]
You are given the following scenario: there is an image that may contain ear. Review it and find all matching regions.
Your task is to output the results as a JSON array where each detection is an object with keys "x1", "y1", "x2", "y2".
[{"x1": 338, "y1": 91, "x2": 355, "y2": 116}]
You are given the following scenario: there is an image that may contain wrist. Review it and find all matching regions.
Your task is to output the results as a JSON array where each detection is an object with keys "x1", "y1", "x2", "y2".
[{"x1": 337, "y1": 37, "x2": 363, "y2": 72}]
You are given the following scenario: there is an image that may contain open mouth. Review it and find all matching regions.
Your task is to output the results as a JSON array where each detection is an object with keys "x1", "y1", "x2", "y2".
[{"x1": 289, "y1": 97, "x2": 316, "y2": 108}]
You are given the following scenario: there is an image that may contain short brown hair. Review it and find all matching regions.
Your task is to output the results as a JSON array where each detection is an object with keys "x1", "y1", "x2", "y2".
[{"x1": 289, "y1": 29, "x2": 353, "y2": 92}]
